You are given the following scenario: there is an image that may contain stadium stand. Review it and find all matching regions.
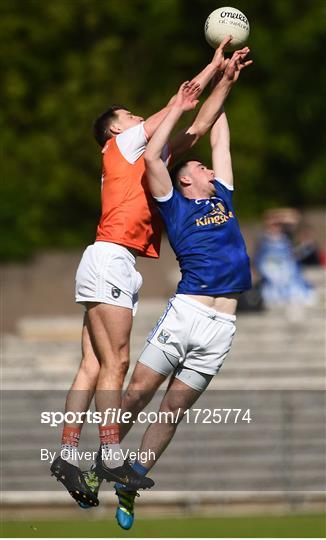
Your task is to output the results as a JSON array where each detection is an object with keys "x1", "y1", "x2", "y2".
[{"x1": 2, "y1": 268, "x2": 325, "y2": 515}]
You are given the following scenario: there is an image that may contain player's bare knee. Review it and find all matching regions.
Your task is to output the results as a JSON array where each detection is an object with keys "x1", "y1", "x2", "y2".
[
  {"x1": 127, "y1": 374, "x2": 155, "y2": 394},
  {"x1": 161, "y1": 402, "x2": 187, "y2": 426},
  {"x1": 102, "y1": 349, "x2": 130, "y2": 371},
  {"x1": 108, "y1": 358, "x2": 130, "y2": 388},
  {"x1": 123, "y1": 387, "x2": 152, "y2": 414},
  {"x1": 118, "y1": 354, "x2": 130, "y2": 376},
  {"x1": 80, "y1": 359, "x2": 100, "y2": 382}
]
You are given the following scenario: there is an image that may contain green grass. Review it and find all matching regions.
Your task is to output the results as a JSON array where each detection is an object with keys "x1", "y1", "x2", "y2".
[{"x1": 1, "y1": 514, "x2": 325, "y2": 538}]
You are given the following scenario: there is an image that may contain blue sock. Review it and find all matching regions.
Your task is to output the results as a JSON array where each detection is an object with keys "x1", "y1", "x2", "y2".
[
  {"x1": 132, "y1": 460, "x2": 149, "y2": 476},
  {"x1": 115, "y1": 461, "x2": 149, "y2": 490}
]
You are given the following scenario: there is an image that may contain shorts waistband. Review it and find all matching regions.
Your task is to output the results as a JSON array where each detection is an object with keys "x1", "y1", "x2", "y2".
[
  {"x1": 94, "y1": 241, "x2": 136, "y2": 264},
  {"x1": 175, "y1": 294, "x2": 236, "y2": 322}
]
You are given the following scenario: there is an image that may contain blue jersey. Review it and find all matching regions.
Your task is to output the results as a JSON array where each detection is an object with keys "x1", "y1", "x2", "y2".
[{"x1": 155, "y1": 179, "x2": 252, "y2": 295}]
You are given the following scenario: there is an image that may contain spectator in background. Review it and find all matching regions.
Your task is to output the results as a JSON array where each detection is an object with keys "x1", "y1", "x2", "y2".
[
  {"x1": 254, "y1": 208, "x2": 317, "y2": 318},
  {"x1": 293, "y1": 222, "x2": 322, "y2": 266}
]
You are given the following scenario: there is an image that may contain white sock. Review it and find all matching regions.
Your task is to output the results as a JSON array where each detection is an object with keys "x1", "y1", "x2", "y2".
[
  {"x1": 101, "y1": 443, "x2": 124, "y2": 468},
  {"x1": 61, "y1": 443, "x2": 79, "y2": 467}
]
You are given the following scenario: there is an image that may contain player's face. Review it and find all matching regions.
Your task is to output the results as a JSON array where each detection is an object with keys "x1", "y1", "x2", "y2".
[
  {"x1": 115, "y1": 109, "x2": 144, "y2": 131},
  {"x1": 187, "y1": 161, "x2": 215, "y2": 197}
]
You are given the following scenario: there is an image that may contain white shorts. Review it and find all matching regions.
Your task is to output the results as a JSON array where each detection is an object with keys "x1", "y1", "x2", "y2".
[
  {"x1": 75, "y1": 242, "x2": 143, "y2": 315},
  {"x1": 146, "y1": 294, "x2": 236, "y2": 375}
]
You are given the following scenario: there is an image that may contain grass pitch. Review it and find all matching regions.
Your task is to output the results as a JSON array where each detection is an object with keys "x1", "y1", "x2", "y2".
[{"x1": 1, "y1": 514, "x2": 325, "y2": 537}]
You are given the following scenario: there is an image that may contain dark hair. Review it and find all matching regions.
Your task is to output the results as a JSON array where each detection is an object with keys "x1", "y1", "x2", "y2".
[
  {"x1": 93, "y1": 104, "x2": 126, "y2": 147},
  {"x1": 169, "y1": 159, "x2": 192, "y2": 190},
  {"x1": 170, "y1": 159, "x2": 190, "y2": 189}
]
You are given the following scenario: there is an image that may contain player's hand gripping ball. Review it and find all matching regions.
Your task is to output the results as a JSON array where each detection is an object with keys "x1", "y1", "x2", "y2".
[{"x1": 205, "y1": 6, "x2": 250, "y2": 50}]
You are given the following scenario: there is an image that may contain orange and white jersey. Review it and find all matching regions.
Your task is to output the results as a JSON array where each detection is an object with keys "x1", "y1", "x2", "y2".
[{"x1": 96, "y1": 122, "x2": 169, "y2": 258}]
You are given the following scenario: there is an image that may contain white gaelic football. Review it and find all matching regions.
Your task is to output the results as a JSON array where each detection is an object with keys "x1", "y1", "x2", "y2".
[{"x1": 204, "y1": 7, "x2": 250, "y2": 49}]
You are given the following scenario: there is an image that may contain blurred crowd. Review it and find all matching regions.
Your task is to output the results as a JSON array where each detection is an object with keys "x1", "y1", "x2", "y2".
[{"x1": 238, "y1": 208, "x2": 324, "y2": 316}]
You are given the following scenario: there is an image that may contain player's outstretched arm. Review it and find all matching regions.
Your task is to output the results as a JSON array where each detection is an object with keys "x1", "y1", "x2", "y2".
[
  {"x1": 190, "y1": 35, "x2": 233, "y2": 94},
  {"x1": 143, "y1": 36, "x2": 232, "y2": 140},
  {"x1": 170, "y1": 47, "x2": 252, "y2": 160},
  {"x1": 211, "y1": 109, "x2": 233, "y2": 188},
  {"x1": 144, "y1": 82, "x2": 200, "y2": 198},
  {"x1": 223, "y1": 49, "x2": 253, "y2": 85}
]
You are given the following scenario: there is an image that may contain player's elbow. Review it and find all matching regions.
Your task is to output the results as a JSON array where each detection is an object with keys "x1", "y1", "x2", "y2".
[
  {"x1": 143, "y1": 150, "x2": 157, "y2": 164},
  {"x1": 183, "y1": 127, "x2": 201, "y2": 148},
  {"x1": 191, "y1": 121, "x2": 210, "y2": 140}
]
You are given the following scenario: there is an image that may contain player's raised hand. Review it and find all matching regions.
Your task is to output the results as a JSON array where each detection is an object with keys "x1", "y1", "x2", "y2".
[
  {"x1": 223, "y1": 48, "x2": 253, "y2": 84},
  {"x1": 211, "y1": 35, "x2": 233, "y2": 74},
  {"x1": 174, "y1": 81, "x2": 201, "y2": 112}
]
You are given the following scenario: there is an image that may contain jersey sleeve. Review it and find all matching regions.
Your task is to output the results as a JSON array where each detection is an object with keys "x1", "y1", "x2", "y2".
[
  {"x1": 153, "y1": 188, "x2": 183, "y2": 230},
  {"x1": 116, "y1": 122, "x2": 148, "y2": 164},
  {"x1": 213, "y1": 178, "x2": 234, "y2": 201},
  {"x1": 116, "y1": 122, "x2": 171, "y2": 165}
]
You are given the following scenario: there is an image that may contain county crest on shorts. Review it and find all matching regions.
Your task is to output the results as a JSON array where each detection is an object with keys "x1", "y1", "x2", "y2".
[
  {"x1": 157, "y1": 329, "x2": 170, "y2": 344},
  {"x1": 111, "y1": 286, "x2": 121, "y2": 299}
]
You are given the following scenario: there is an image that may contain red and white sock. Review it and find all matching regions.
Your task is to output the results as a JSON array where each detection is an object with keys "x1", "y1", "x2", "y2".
[
  {"x1": 61, "y1": 426, "x2": 81, "y2": 467},
  {"x1": 99, "y1": 424, "x2": 123, "y2": 468}
]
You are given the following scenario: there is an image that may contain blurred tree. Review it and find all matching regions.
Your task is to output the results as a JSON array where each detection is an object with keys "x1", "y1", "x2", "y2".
[{"x1": 0, "y1": 0, "x2": 325, "y2": 260}]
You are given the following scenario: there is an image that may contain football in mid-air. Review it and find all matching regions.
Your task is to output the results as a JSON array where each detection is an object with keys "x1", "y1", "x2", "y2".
[{"x1": 204, "y1": 6, "x2": 250, "y2": 50}]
